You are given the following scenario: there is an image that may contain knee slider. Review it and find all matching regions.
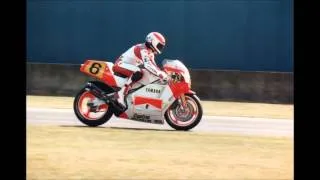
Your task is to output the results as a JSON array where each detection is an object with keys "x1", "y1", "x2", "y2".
[{"x1": 131, "y1": 71, "x2": 143, "y2": 82}]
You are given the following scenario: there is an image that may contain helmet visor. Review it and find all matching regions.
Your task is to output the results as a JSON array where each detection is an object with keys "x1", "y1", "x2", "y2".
[{"x1": 156, "y1": 43, "x2": 164, "y2": 52}]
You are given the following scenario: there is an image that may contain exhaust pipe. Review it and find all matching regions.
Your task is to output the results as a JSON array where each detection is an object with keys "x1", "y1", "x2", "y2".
[
  {"x1": 84, "y1": 82, "x2": 110, "y2": 103},
  {"x1": 84, "y1": 82, "x2": 126, "y2": 112}
]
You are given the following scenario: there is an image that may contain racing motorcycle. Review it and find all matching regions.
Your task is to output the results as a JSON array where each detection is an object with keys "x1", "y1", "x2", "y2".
[{"x1": 73, "y1": 59, "x2": 203, "y2": 131}]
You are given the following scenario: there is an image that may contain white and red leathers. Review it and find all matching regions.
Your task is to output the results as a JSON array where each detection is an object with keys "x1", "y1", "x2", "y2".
[{"x1": 112, "y1": 43, "x2": 168, "y2": 108}]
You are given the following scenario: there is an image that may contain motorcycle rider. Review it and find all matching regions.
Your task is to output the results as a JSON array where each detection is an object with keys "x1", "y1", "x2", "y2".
[{"x1": 112, "y1": 32, "x2": 169, "y2": 109}]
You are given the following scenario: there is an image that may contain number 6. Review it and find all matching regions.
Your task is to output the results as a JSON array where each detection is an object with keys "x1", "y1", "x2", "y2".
[{"x1": 89, "y1": 63, "x2": 102, "y2": 74}]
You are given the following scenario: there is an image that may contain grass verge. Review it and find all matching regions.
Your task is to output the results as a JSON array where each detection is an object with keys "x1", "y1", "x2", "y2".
[{"x1": 27, "y1": 125, "x2": 293, "y2": 180}]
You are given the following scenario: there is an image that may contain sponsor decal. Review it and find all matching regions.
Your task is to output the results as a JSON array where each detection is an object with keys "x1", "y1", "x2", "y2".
[
  {"x1": 146, "y1": 88, "x2": 161, "y2": 93},
  {"x1": 132, "y1": 113, "x2": 163, "y2": 124}
]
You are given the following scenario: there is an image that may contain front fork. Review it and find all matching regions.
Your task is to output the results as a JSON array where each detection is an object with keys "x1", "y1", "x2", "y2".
[{"x1": 179, "y1": 94, "x2": 188, "y2": 110}]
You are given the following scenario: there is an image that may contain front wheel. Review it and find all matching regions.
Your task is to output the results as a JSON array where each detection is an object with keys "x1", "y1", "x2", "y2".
[
  {"x1": 73, "y1": 88, "x2": 114, "y2": 127},
  {"x1": 164, "y1": 94, "x2": 203, "y2": 131}
]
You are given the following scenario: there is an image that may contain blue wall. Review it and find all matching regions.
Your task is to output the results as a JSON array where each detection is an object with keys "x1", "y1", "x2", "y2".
[{"x1": 27, "y1": 0, "x2": 293, "y2": 72}]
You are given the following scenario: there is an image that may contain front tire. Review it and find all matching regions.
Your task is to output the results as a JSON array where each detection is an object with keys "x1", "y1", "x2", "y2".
[
  {"x1": 164, "y1": 94, "x2": 203, "y2": 131},
  {"x1": 73, "y1": 88, "x2": 114, "y2": 127}
]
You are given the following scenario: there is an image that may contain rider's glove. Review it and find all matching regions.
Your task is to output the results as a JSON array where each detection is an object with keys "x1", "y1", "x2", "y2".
[{"x1": 159, "y1": 71, "x2": 169, "y2": 83}]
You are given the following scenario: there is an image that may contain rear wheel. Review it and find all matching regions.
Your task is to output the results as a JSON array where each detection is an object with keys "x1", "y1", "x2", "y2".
[
  {"x1": 164, "y1": 94, "x2": 203, "y2": 131},
  {"x1": 73, "y1": 88, "x2": 113, "y2": 127}
]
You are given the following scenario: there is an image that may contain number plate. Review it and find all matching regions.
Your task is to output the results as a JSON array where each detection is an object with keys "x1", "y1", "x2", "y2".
[{"x1": 81, "y1": 60, "x2": 108, "y2": 79}]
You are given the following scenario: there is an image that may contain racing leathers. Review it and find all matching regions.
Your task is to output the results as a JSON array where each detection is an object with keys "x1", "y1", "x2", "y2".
[{"x1": 112, "y1": 43, "x2": 169, "y2": 108}]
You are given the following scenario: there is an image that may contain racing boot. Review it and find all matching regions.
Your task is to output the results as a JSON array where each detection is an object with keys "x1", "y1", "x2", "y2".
[
  {"x1": 114, "y1": 77, "x2": 134, "y2": 109},
  {"x1": 115, "y1": 85, "x2": 128, "y2": 109}
]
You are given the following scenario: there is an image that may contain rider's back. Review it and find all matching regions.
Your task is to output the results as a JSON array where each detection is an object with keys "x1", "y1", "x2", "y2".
[{"x1": 120, "y1": 43, "x2": 155, "y2": 66}]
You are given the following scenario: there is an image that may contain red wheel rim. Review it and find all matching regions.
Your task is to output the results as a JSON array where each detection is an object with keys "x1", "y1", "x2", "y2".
[
  {"x1": 77, "y1": 91, "x2": 109, "y2": 120},
  {"x1": 168, "y1": 96, "x2": 199, "y2": 127}
]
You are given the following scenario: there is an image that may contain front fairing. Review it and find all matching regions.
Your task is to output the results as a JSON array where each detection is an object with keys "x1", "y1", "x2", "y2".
[{"x1": 162, "y1": 59, "x2": 191, "y2": 85}]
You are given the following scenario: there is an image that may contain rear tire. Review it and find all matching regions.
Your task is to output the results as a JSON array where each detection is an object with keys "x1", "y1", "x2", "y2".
[
  {"x1": 164, "y1": 94, "x2": 203, "y2": 131},
  {"x1": 73, "y1": 88, "x2": 114, "y2": 127}
]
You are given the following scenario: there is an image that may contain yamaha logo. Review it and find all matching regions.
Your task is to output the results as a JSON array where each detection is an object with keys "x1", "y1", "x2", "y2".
[{"x1": 146, "y1": 88, "x2": 161, "y2": 93}]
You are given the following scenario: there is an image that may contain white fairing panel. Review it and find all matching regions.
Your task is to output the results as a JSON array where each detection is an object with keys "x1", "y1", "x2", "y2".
[
  {"x1": 114, "y1": 76, "x2": 128, "y2": 87},
  {"x1": 125, "y1": 82, "x2": 175, "y2": 123},
  {"x1": 104, "y1": 60, "x2": 179, "y2": 123}
]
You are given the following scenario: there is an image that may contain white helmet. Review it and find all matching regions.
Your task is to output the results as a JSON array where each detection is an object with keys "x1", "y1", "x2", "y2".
[{"x1": 145, "y1": 32, "x2": 166, "y2": 54}]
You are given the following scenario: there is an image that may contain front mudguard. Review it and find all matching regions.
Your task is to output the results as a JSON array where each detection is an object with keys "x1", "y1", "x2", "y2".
[
  {"x1": 187, "y1": 90, "x2": 196, "y2": 95},
  {"x1": 168, "y1": 90, "x2": 199, "y2": 110}
]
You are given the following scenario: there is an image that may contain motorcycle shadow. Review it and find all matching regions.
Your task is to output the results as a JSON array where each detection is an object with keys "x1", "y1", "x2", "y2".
[{"x1": 59, "y1": 125, "x2": 177, "y2": 132}]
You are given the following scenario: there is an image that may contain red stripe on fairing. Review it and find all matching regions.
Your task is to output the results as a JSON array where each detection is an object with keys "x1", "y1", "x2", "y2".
[
  {"x1": 134, "y1": 96, "x2": 162, "y2": 109},
  {"x1": 153, "y1": 32, "x2": 165, "y2": 44}
]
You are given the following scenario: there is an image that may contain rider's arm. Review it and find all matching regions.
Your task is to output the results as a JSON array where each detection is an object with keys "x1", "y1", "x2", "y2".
[{"x1": 140, "y1": 49, "x2": 167, "y2": 79}]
